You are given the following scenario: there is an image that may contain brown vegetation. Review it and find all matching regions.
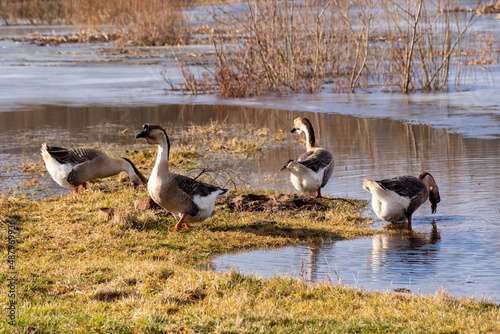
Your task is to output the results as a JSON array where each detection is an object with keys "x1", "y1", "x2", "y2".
[
  {"x1": 442, "y1": 1, "x2": 500, "y2": 13},
  {"x1": 7, "y1": 29, "x2": 117, "y2": 46},
  {"x1": 0, "y1": 0, "x2": 192, "y2": 46},
  {"x1": 1, "y1": 0, "x2": 498, "y2": 94},
  {"x1": 216, "y1": 193, "x2": 330, "y2": 213},
  {"x1": 478, "y1": 1, "x2": 500, "y2": 13},
  {"x1": 167, "y1": 0, "x2": 498, "y2": 96}
]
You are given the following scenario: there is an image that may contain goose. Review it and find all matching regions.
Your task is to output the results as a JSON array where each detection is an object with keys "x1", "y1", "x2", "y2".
[
  {"x1": 135, "y1": 123, "x2": 228, "y2": 231},
  {"x1": 41, "y1": 143, "x2": 147, "y2": 193},
  {"x1": 280, "y1": 117, "x2": 334, "y2": 197},
  {"x1": 363, "y1": 172, "x2": 441, "y2": 227}
]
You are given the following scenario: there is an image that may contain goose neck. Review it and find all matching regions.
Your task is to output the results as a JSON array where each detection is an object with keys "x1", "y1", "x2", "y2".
[
  {"x1": 156, "y1": 144, "x2": 170, "y2": 169},
  {"x1": 302, "y1": 125, "x2": 317, "y2": 151}
]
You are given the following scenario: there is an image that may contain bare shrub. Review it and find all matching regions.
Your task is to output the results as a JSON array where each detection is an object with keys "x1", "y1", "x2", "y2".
[
  {"x1": 208, "y1": 0, "x2": 332, "y2": 97},
  {"x1": 116, "y1": 2, "x2": 191, "y2": 46},
  {"x1": 161, "y1": 48, "x2": 218, "y2": 95},
  {"x1": 162, "y1": 0, "x2": 494, "y2": 96},
  {"x1": 379, "y1": 0, "x2": 483, "y2": 92}
]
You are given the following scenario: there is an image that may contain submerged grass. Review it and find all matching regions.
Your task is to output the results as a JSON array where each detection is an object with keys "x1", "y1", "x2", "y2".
[{"x1": 1, "y1": 122, "x2": 499, "y2": 333}]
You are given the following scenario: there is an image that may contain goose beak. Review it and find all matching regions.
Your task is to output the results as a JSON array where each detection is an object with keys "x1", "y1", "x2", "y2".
[
  {"x1": 430, "y1": 197, "x2": 440, "y2": 214},
  {"x1": 136, "y1": 123, "x2": 150, "y2": 139},
  {"x1": 431, "y1": 202, "x2": 437, "y2": 214},
  {"x1": 135, "y1": 131, "x2": 147, "y2": 139},
  {"x1": 429, "y1": 194, "x2": 440, "y2": 214},
  {"x1": 279, "y1": 159, "x2": 294, "y2": 171},
  {"x1": 291, "y1": 128, "x2": 296, "y2": 133}
]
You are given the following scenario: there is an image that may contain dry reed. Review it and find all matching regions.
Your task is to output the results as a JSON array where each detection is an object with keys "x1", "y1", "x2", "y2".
[
  {"x1": 1, "y1": 0, "x2": 497, "y2": 94},
  {"x1": 0, "y1": 0, "x2": 192, "y2": 46},
  {"x1": 165, "y1": 0, "x2": 498, "y2": 96}
]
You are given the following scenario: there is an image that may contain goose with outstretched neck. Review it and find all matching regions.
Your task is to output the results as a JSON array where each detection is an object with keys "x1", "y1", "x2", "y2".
[
  {"x1": 41, "y1": 143, "x2": 146, "y2": 193},
  {"x1": 136, "y1": 123, "x2": 228, "y2": 231}
]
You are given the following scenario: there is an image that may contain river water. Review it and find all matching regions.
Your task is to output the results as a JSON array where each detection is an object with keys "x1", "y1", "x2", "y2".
[{"x1": 1, "y1": 18, "x2": 499, "y2": 302}]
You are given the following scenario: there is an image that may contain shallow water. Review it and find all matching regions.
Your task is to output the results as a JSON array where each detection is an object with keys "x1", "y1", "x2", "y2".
[{"x1": 1, "y1": 104, "x2": 499, "y2": 302}]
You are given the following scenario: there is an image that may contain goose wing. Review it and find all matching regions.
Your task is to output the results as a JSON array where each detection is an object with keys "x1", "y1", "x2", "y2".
[
  {"x1": 46, "y1": 146, "x2": 105, "y2": 165},
  {"x1": 172, "y1": 174, "x2": 227, "y2": 198},
  {"x1": 297, "y1": 149, "x2": 333, "y2": 174},
  {"x1": 377, "y1": 176, "x2": 425, "y2": 199}
]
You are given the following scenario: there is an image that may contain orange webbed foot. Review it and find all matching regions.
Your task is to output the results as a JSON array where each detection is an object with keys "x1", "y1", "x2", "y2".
[{"x1": 171, "y1": 213, "x2": 188, "y2": 231}]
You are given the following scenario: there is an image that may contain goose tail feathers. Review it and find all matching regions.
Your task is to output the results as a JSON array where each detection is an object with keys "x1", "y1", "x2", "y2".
[
  {"x1": 41, "y1": 143, "x2": 49, "y2": 158},
  {"x1": 217, "y1": 188, "x2": 229, "y2": 197},
  {"x1": 363, "y1": 179, "x2": 385, "y2": 193}
]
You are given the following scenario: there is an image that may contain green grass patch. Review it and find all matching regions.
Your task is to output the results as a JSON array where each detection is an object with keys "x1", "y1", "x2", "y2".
[{"x1": 1, "y1": 185, "x2": 499, "y2": 333}]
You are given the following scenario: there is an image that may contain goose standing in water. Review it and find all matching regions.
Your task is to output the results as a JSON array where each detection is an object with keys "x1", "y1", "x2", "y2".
[
  {"x1": 41, "y1": 143, "x2": 147, "y2": 193},
  {"x1": 281, "y1": 117, "x2": 334, "y2": 197},
  {"x1": 135, "y1": 124, "x2": 228, "y2": 231},
  {"x1": 363, "y1": 172, "x2": 441, "y2": 228}
]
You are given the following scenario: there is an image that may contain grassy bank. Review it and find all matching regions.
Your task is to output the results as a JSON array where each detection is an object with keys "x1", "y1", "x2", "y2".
[
  {"x1": 1, "y1": 121, "x2": 499, "y2": 332},
  {"x1": 2, "y1": 184, "x2": 499, "y2": 333}
]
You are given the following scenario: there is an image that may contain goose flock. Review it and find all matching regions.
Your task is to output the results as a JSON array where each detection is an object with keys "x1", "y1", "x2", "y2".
[{"x1": 42, "y1": 117, "x2": 440, "y2": 230}]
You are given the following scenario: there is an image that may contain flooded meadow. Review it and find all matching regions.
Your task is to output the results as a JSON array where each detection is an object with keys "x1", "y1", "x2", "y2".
[{"x1": 1, "y1": 2, "x2": 499, "y2": 304}]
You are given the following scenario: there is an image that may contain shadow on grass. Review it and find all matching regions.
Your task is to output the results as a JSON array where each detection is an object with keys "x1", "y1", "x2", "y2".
[{"x1": 207, "y1": 219, "x2": 345, "y2": 241}]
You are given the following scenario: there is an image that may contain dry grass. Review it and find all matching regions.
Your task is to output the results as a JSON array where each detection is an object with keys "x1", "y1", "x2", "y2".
[
  {"x1": 0, "y1": 0, "x2": 192, "y2": 46},
  {"x1": 2, "y1": 0, "x2": 497, "y2": 92},
  {"x1": 1, "y1": 186, "x2": 499, "y2": 332},
  {"x1": 164, "y1": 0, "x2": 499, "y2": 96},
  {"x1": 8, "y1": 29, "x2": 117, "y2": 46},
  {"x1": 115, "y1": 2, "x2": 192, "y2": 47}
]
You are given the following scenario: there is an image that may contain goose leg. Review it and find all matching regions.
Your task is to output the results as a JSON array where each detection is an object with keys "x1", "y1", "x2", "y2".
[
  {"x1": 171, "y1": 214, "x2": 185, "y2": 231},
  {"x1": 171, "y1": 213, "x2": 192, "y2": 231},
  {"x1": 317, "y1": 187, "x2": 322, "y2": 198},
  {"x1": 407, "y1": 216, "x2": 412, "y2": 230},
  {"x1": 82, "y1": 182, "x2": 87, "y2": 191}
]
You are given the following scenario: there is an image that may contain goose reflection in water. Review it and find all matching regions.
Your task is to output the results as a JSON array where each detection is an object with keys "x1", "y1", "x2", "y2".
[
  {"x1": 370, "y1": 221, "x2": 441, "y2": 272},
  {"x1": 300, "y1": 244, "x2": 323, "y2": 283}
]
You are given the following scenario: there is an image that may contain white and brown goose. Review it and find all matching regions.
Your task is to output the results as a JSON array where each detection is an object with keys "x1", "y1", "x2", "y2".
[
  {"x1": 135, "y1": 124, "x2": 228, "y2": 231},
  {"x1": 363, "y1": 172, "x2": 441, "y2": 228},
  {"x1": 281, "y1": 117, "x2": 334, "y2": 197},
  {"x1": 41, "y1": 143, "x2": 147, "y2": 193}
]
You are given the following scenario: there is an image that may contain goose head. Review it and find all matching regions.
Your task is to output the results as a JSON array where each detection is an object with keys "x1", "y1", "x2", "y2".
[
  {"x1": 291, "y1": 117, "x2": 309, "y2": 135},
  {"x1": 291, "y1": 117, "x2": 317, "y2": 149},
  {"x1": 418, "y1": 172, "x2": 441, "y2": 214},
  {"x1": 121, "y1": 157, "x2": 147, "y2": 187},
  {"x1": 136, "y1": 123, "x2": 169, "y2": 147}
]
